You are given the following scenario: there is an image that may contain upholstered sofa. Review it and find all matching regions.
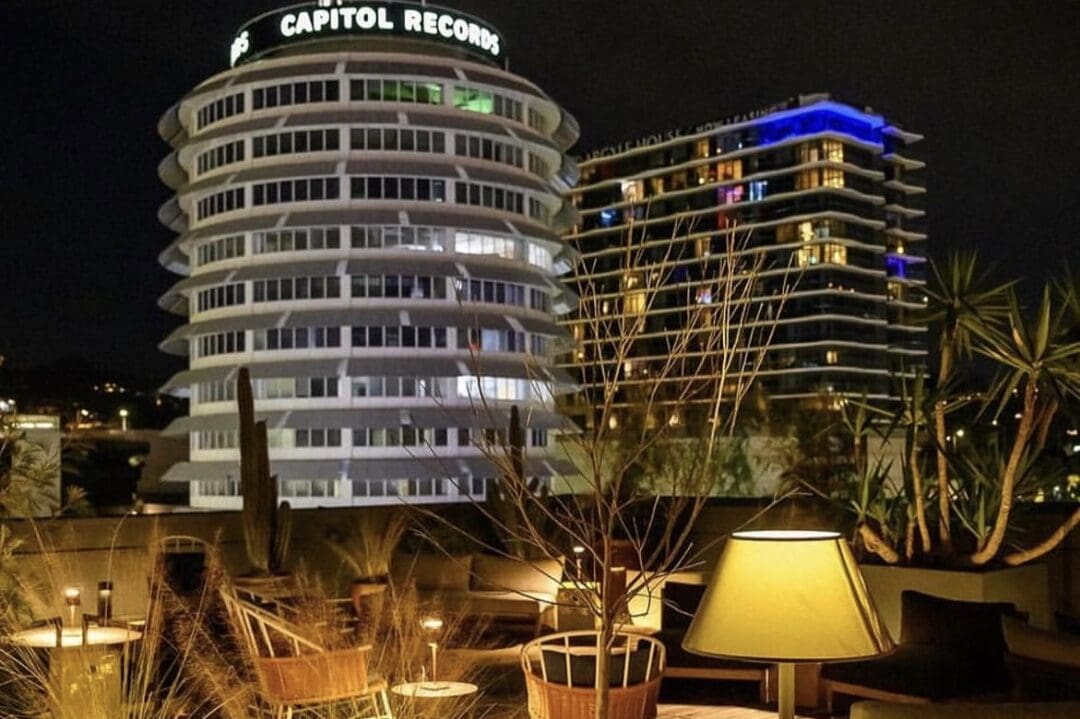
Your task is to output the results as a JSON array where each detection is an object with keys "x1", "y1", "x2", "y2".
[
  {"x1": 822, "y1": 590, "x2": 1018, "y2": 708},
  {"x1": 851, "y1": 701, "x2": 1080, "y2": 718},
  {"x1": 392, "y1": 552, "x2": 563, "y2": 631},
  {"x1": 656, "y1": 581, "x2": 768, "y2": 698}
]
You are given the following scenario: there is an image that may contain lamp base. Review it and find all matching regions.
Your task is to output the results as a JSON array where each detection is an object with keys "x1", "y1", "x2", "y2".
[{"x1": 777, "y1": 662, "x2": 795, "y2": 719}]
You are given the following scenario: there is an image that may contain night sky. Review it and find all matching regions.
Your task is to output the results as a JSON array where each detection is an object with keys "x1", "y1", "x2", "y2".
[{"x1": 1, "y1": 1, "x2": 1077, "y2": 380}]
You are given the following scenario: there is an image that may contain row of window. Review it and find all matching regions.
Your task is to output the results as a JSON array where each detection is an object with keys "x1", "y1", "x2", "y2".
[
  {"x1": 197, "y1": 140, "x2": 245, "y2": 175},
  {"x1": 203, "y1": 224, "x2": 552, "y2": 268},
  {"x1": 254, "y1": 327, "x2": 343, "y2": 351},
  {"x1": 455, "y1": 181, "x2": 525, "y2": 215},
  {"x1": 253, "y1": 276, "x2": 342, "y2": 303},
  {"x1": 253, "y1": 129, "x2": 340, "y2": 159},
  {"x1": 350, "y1": 176, "x2": 447, "y2": 202},
  {"x1": 198, "y1": 77, "x2": 547, "y2": 134},
  {"x1": 198, "y1": 331, "x2": 245, "y2": 358},
  {"x1": 350, "y1": 78, "x2": 443, "y2": 105},
  {"x1": 193, "y1": 272, "x2": 550, "y2": 313},
  {"x1": 195, "y1": 374, "x2": 553, "y2": 404},
  {"x1": 194, "y1": 426, "x2": 549, "y2": 451},
  {"x1": 453, "y1": 87, "x2": 522, "y2": 123},
  {"x1": 197, "y1": 283, "x2": 245, "y2": 312},
  {"x1": 197, "y1": 188, "x2": 244, "y2": 220},
  {"x1": 454, "y1": 134, "x2": 523, "y2": 168},
  {"x1": 352, "y1": 325, "x2": 449, "y2": 349},
  {"x1": 196, "y1": 235, "x2": 244, "y2": 267},
  {"x1": 254, "y1": 227, "x2": 342, "y2": 254},
  {"x1": 252, "y1": 177, "x2": 341, "y2": 206},
  {"x1": 350, "y1": 127, "x2": 445, "y2": 154},
  {"x1": 198, "y1": 126, "x2": 545, "y2": 179},
  {"x1": 252, "y1": 80, "x2": 341, "y2": 110},
  {"x1": 197, "y1": 93, "x2": 244, "y2": 130},
  {"x1": 187, "y1": 326, "x2": 533, "y2": 357},
  {"x1": 196, "y1": 177, "x2": 551, "y2": 223},
  {"x1": 350, "y1": 274, "x2": 449, "y2": 300}
]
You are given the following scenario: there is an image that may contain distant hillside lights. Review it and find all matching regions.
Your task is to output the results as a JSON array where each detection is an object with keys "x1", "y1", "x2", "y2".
[{"x1": 228, "y1": 1, "x2": 502, "y2": 67}]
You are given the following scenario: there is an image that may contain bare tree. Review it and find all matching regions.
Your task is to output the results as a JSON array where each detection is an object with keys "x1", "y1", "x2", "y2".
[{"x1": 413, "y1": 217, "x2": 792, "y2": 719}]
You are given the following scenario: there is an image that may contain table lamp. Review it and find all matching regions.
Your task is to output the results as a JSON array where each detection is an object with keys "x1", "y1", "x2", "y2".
[
  {"x1": 420, "y1": 616, "x2": 445, "y2": 688},
  {"x1": 683, "y1": 530, "x2": 893, "y2": 719},
  {"x1": 63, "y1": 587, "x2": 82, "y2": 627}
]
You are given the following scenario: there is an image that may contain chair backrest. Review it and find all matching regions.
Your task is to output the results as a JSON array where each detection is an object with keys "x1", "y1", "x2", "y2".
[
  {"x1": 522, "y1": 630, "x2": 665, "y2": 689},
  {"x1": 220, "y1": 586, "x2": 374, "y2": 704}
]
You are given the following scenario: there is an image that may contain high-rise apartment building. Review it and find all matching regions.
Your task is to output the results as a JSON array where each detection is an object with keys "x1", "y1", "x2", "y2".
[
  {"x1": 563, "y1": 95, "x2": 927, "y2": 411},
  {"x1": 156, "y1": 1, "x2": 579, "y2": 508}
]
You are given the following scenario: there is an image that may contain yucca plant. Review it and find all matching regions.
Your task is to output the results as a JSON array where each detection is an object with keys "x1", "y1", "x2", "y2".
[{"x1": 845, "y1": 263, "x2": 1080, "y2": 568}]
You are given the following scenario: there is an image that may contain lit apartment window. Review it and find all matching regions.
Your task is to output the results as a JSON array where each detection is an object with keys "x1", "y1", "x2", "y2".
[
  {"x1": 823, "y1": 139, "x2": 844, "y2": 162},
  {"x1": 823, "y1": 168, "x2": 845, "y2": 188},
  {"x1": 621, "y1": 180, "x2": 644, "y2": 203},
  {"x1": 826, "y1": 350, "x2": 839, "y2": 365},
  {"x1": 716, "y1": 160, "x2": 742, "y2": 181}
]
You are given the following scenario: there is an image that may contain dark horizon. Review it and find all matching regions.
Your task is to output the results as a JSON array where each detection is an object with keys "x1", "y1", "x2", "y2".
[{"x1": 1, "y1": 0, "x2": 1077, "y2": 379}]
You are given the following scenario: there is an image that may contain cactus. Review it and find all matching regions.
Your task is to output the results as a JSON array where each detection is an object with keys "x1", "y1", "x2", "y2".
[{"x1": 237, "y1": 367, "x2": 292, "y2": 576}]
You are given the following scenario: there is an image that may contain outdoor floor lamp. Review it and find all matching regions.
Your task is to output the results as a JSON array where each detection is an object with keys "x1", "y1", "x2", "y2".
[{"x1": 682, "y1": 530, "x2": 894, "y2": 719}]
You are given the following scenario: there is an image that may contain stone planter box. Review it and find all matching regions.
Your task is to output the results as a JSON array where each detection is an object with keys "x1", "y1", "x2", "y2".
[{"x1": 860, "y1": 562, "x2": 1051, "y2": 637}]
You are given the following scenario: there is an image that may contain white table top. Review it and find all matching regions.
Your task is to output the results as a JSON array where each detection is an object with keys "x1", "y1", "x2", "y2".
[
  {"x1": 9, "y1": 625, "x2": 142, "y2": 648},
  {"x1": 391, "y1": 681, "x2": 478, "y2": 698}
]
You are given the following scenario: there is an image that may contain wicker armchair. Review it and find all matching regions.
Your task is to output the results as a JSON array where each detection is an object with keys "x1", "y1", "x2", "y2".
[
  {"x1": 521, "y1": 630, "x2": 665, "y2": 719},
  {"x1": 221, "y1": 588, "x2": 393, "y2": 719}
]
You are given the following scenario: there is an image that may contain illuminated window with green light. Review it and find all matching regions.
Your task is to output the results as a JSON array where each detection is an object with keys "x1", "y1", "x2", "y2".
[{"x1": 454, "y1": 87, "x2": 494, "y2": 114}]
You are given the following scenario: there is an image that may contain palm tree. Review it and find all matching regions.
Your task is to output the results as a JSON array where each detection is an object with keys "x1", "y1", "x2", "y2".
[
  {"x1": 968, "y1": 284, "x2": 1080, "y2": 565},
  {"x1": 924, "y1": 252, "x2": 1014, "y2": 549}
]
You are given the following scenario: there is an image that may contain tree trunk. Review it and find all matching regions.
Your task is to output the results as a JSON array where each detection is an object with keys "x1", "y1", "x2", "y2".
[
  {"x1": 1003, "y1": 507, "x2": 1080, "y2": 566},
  {"x1": 935, "y1": 346, "x2": 953, "y2": 551},
  {"x1": 859, "y1": 523, "x2": 900, "y2": 564},
  {"x1": 594, "y1": 626, "x2": 611, "y2": 719},
  {"x1": 971, "y1": 382, "x2": 1037, "y2": 565},
  {"x1": 910, "y1": 442, "x2": 932, "y2": 553},
  {"x1": 933, "y1": 400, "x2": 952, "y2": 550}
]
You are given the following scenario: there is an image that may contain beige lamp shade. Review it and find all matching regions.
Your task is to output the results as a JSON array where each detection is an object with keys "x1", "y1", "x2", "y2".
[{"x1": 683, "y1": 530, "x2": 894, "y2": 663}]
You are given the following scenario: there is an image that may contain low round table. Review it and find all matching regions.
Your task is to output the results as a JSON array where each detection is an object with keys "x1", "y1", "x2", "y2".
[
  {"x1": 391, "y1": 681, "x2": 478, "y2": 699},
  {"x1": 10, "y1": 625, "x2": 142, "y2": 648}
]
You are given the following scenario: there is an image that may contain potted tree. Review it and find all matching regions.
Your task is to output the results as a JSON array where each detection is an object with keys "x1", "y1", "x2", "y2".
[
  {"x1": 326, "y1": 507, "x2": 410, "y2": 625},
  {"x1": 232, "y1": 368, "x2": 294, "y2": 598},
  {"x1": 805, "y1": 255, "x2": 1079, "y2": 632}
]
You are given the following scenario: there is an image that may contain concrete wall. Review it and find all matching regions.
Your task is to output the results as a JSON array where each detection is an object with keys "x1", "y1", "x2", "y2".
[{"x1": 6, "y1": 500, "x2": 1079, "y2": 628}]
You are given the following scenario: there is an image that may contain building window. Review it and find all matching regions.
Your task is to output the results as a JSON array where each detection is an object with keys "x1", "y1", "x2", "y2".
[
  {"x1": 254, "y1": 327, "x2": 342, "y2": 351},
  {"x1": 252, "y1": 177, "x2": 341, "y2": 206},
  {"x1": 748, "y1": 180, "x2": 768, "y2": 202},
  {"x1": 196, "y1": 93, "x2": 245, "y2": 130},
  {"x1": 825, "y1": 350, "x2": 839, "y2": 365},
  {"x1": 454, "y1": 231, "x2": 518, "y2": 260},
  {"x1": 454, "y1": 181, "x2": 525, "y2": 214},
  {"x1": 197, "y1": 188, "x2": 245, "y2": 220},
  {"x1": 453, "y1": 134, "x2": 523, "y2": 168},
  {"x1": 350, "y1": 176, "x2": 447, "y2": 202},
  {"x1": 252, "y1": 80, "x2": 340, "y2": 110},
  {"x1": 351, "y1": 127, "x2": 446, "y2": 154},
  {"x1": 197, "y1": 331, "x2": 245, "y2": 358},
  {"x1": 351, "y1": 225, "x2": 446, "y2": 251},
  {"x1": 196, "y1": 283, "x2": 246, "y2": 312},
  {"x1": 196, "y1": 140, "x2": 245, "y2": 175},
  {"x1": 350, "y1": 79, "x2": 443, "y2": 105},
  {"x1": 453, "y1": 86, "x2": 522, "y2": 122},
  {"x1": 352, "y1": 376, "x2": 443, "y2": 399},
  {"x1": 196, "y1": 235, "x2": 245, "y2": 267},
  {"x1": 295, "y1": 428, "x2": 343, "y2": 448},
  {"x1": 253, "y1": 129, "x2": 340, "y2": 158},
  {"x1": 253, "y1": 227, "x2": 341, "y2": 254},
  {"x1": 351, "y1": 325, "x2": 448, "y2": 349},
  {"x1": 351, "y1": 274, "x2": 449, "y2": 300},
  {"x1": 253, "y1": 276, "x2": 342, "y2": 302}
]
